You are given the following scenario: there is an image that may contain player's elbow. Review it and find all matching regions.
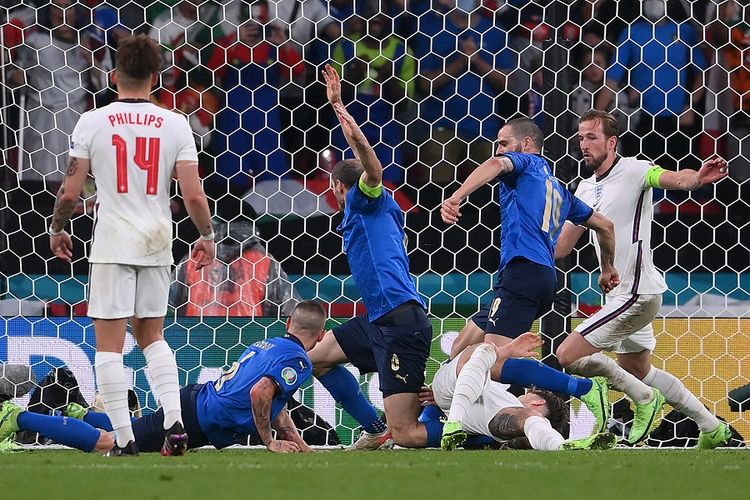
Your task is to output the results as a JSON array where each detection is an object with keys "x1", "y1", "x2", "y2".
[{"x1": 59, "y1": 190, "x2": 80, "y2": 205}]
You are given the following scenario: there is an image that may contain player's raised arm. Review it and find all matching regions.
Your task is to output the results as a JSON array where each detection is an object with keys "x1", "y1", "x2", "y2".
[
  {"x1": 271, "y1": 406, "x2": 313, "y2": 452},
  {"x1": 581, "y1": 212, "x2": 620, "y2": 294},
  {"x1": 175, "y1": 160, "x2": 215, "y2": 270},
  {"x1": 441, "y1": 156, "x2": 513, "y2": 225},
  {"x1": 249, "y1": 376, "x2": 300, "y2": 453},
  {"x1": 653, "y1": 157, "x2": 729, "y2": 191},
  {"x1": 323, "y1": 64, "x2": 382, "y2": 187},
  {"x1": 49, "y1": 156, "x2": 91, "y2": 262}
]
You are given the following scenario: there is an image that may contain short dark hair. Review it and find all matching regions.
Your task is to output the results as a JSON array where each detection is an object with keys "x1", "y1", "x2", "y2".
[
  {"x1": 116, "y1": 34, "x2": 162, "y2": 88},
  {"x1": 505, "y1": 117, "x2": 544, "y2": 149},
  {"x1": 330, "y1": 159, "x2": 364, "y2": 189},
  {"x1": 530, "y1": 388, "x2": 570, "y2": 438},
  {"x1": 580, "y1": 109, "x2": 620, "y2": 139},
  {"x1": 289, "y1": 300, "x2": 326, "y2": 335}
]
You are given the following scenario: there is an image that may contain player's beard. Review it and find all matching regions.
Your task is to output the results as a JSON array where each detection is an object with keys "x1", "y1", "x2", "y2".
[{"x1": 582, "y1": 151, "x2": 607, "y2": 174}]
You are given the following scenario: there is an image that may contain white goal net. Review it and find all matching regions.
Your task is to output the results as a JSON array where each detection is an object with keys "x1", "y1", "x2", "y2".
[{"x1": 0, "y1": 0, "x2": 748, "y2": 448}]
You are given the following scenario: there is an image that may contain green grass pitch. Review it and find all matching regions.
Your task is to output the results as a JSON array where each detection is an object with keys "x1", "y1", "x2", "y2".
[{"x1": 1, "y1": 449, "x2": 748, "y2": 500}]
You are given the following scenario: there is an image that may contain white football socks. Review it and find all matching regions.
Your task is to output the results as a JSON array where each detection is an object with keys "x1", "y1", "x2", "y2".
[
  {"x1": 143, "y1": 340, "x2": 183, "y2": 429},
  {"x1": 523, "y1": 415, "x2": 565, "y2": 451},
  {"x1": 448, "y1": 343, "x2": 497, "y2": 422},
  {"x1": 642, "y1": 366, "x2": 721, "y2": 432},
  {"x1": 568, "y1": 352, "x2": 654, "y2": 404},
  {"x1": 95, "y1": 351, "x2": 135, "y2": 448}
]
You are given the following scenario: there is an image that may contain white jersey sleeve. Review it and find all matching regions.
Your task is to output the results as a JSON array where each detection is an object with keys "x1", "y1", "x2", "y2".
[
  {"x1": 69, "y1": 112, "x2": 92, "y2": 159},
  {"x1": 175, "y1": 115, "x2": 198, "y2": 163},
  {"x1": 625, "y1": 158, "x2": 655, "y2": 191}
]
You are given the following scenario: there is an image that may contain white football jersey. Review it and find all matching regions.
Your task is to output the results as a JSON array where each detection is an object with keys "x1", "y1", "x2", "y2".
[
  {"x1": 574, "y1": 156, "x2": 668, "y2": 297},
  {"x1": 69, "y1": 100, "x2": 198, "y2": 266}
]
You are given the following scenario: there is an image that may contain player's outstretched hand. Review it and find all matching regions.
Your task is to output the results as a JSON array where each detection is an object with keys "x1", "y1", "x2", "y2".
[
  {"x1": 503, "y1": 332, "x2": 543, "y2": 359},
  {"x1": 322, "y1": 64, "x2": 342, "y2": 105},
  {"x1": 192, "y1": 238, "x2": 216, "y2": 270},
  {"x1": 50, "y1": 232, "x2": 73, "y2": 263},
  {"x1": 268, "y1": 439, "x2": 300, "y2": 453},
  {"x1": 419, "y1": 385, "x2": 436, "y2": 406},
  {"x1": 698, "y1": 157, "x2": 729, "y2": 186},
  {"x1": 441, "y1": 197, "x2": 462, "y2": 224},
  {"x1": 599, "y1": 266, "x2": 620, "y2": 294}
]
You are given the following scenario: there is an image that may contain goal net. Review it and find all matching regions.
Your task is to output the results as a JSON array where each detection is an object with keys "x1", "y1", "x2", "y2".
[{"x1": 0, "y1": 0, "x2": 747, "y2": 448}]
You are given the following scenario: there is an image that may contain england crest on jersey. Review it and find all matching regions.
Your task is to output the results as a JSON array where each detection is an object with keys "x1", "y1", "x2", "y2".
[{"x1": 594, "y1": 184, "x2": 604, "y2": 205}]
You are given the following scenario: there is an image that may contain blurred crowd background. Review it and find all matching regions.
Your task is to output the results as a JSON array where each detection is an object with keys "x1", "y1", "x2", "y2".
[{"x1": 0, "y1": 0, "x2": 748, "y2": 317}]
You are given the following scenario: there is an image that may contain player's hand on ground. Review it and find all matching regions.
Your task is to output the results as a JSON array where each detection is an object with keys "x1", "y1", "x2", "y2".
[
  {"x1": 268, "y1": 439, "x2": 300, "y2": 453},
  {"x1": 419, "y1": 385, "x2": 436, "y2": 406},
  {"x1": 697, "y1": 157, "x2": 729, "y2": 186},
  {"x1": 50, "y1": 232, "x2": 73, "y2": 263},
  {"x1": 333, "y1": 102, "x2": 366, "y2": 145},
  {"x1": 322, "y1": 64, "x2": 342, "y2": 105},
  {"x1": 441, "y1": 197, "x2": 462, "y2": 224},
  {"x1": 192, "y1": 238, "x2": 216, "y2": 270},
  {"x1": 503, "y1": 332, "x2": 543, "y2": 359},
  {"x1": 599, "y1": 266, "x2": 620, "y2": 294}
]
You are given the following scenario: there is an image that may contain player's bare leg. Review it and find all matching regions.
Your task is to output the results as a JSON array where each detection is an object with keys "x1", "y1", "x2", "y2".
[
  {"x1": 309, "y1": 330, "x2": 349, "y2": 378},
  {"x1": 383, "y1": 393, "x2": 426, "y2": 447},
  {"x1": 95, "y1": 431, "x2": 116, "y2": 454},
  {"x1": 311, "y1": 330, "x2": 391, "y2": 450},
  {"x1": 449, "y1": 321, "x2": 490, "y2": 359},
  {"x1": 132, "y1": 316, "x2": 187, "y2": 456},
  {"x1": 94, "y1": 318, "x2": 138, "y2": 454},
  {"x1": 558, "y1": 332, "x2": 664, "y2": 442},
  {"x1": 618, "y1": 350, "x2": 730, "y2": 449}
]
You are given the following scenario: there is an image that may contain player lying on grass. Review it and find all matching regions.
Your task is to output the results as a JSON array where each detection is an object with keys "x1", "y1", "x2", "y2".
[
  {"x1": 0, "y1": 301, "x2": 326, "y2": 455},
  {"x1": 425, "y1": 333, "x2": 615, "y2": 451}
]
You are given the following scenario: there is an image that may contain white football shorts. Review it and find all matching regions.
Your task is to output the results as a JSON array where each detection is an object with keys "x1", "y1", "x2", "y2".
[
  {"x1": 88, "y1": 263, "x2": 170, "y2": 319},
  {"x1": 432, "y1": 354, "x2": 524, "y2": 441},
  {"x1": 576, "y1": 293, "x2": 662, "y2": 354}
]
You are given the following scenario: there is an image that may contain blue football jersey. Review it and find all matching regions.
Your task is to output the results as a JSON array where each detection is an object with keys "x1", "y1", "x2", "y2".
[
  {"x1": 196, "y1": 335, "x2": 312, "y2": 449},
  {"x1": 338, "y1": 182, "x2": 425, "y2": 321},
  {"x1": 497, "y1": 152, "x2": 593, "y2": 271}
]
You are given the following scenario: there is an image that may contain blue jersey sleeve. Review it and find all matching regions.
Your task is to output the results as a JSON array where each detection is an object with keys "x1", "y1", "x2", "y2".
[
  {"x1": 347, "y1": 181, "x2": 387, "y2": 214},
  {"x1": 265, "y1": 354, "x2": 312, "y2": 399},
  {"x1": 566, "y1": 192, "x2": 594, "y2": 225},
  {"x1": 497, "y1": 152, "x2": 532, "y2": 185}
]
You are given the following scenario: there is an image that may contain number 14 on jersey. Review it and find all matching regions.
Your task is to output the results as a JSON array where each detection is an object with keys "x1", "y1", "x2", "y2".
[{"x1": 112, "y1": 134, "x2": 161, "y2": 195}]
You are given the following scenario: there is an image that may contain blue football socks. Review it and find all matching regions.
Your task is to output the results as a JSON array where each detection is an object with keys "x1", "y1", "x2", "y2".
[
  {"x1": 18, "y1": 412, "x2": 100, "y2": 452},
  {"x1": 319, "y1": 366, "x2": 386, "y2": 434},
  {"x1": 500, "y1": 358, "x2": 593, "y2": 397}
]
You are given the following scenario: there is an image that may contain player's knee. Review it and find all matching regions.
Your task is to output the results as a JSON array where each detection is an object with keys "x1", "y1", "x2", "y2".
[
  {"x1": 475, "y1": 342, "x2": 496, "y2": 357},
  {"x1": 555, "y1": 343, "x2": 576, "y2": 369},
  {"x1": 95, "y1": 431, "x2": 115, "y2": 454},
  {"x1": 618, "y1": 357, "x2": 650, "y2": 380},
  {"x1": 515, "y1": 407, "x2": 544, "y2": 427},
  {"x1": 389, "y1": 423, "x2": 424, "y2": 448}
]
